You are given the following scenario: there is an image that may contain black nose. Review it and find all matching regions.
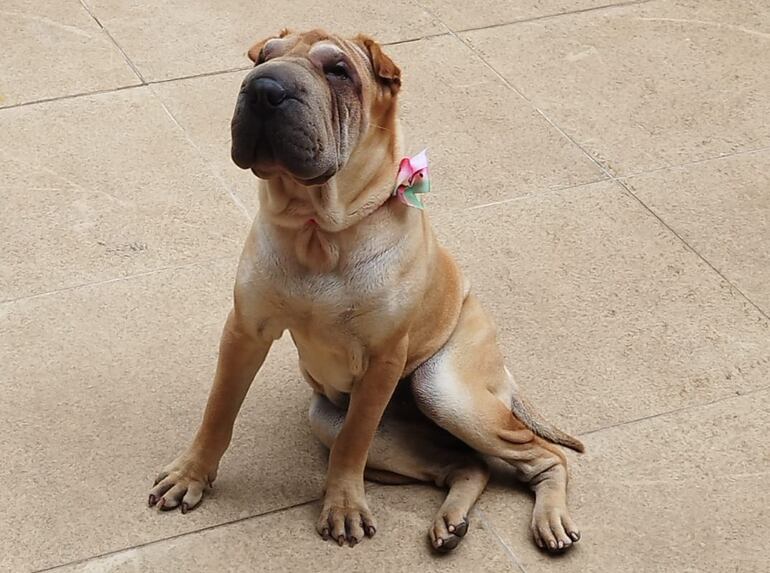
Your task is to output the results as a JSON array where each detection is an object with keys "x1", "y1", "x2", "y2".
[{"x1": 247, "y1": 76, "x2": 287, "y2": 109}]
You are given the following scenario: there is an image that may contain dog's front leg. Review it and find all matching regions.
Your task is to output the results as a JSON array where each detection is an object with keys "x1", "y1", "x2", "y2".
[
  {"x1": 316, "y1": 337, "x2": 408, "y2": 547},
  {"x1": 148, "y1": 308, "x2": 272, "y2": 512}
]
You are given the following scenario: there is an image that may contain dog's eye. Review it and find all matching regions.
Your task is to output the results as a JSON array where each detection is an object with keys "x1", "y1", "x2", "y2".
[
  {"x1": 255, "y1": 48, "x2": 267, "y2": 66},
  {"x1": 325, "y1": 61, "x2": 350, "y2": 80}
]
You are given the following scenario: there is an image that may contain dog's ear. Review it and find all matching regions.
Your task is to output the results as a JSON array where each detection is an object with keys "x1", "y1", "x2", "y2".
[
  {"x1": 354, "y1": 35, "x2": 401, "y2": 92},
  {"x1": 247, "y1": 28, "x2": 293, "y2": 63}
]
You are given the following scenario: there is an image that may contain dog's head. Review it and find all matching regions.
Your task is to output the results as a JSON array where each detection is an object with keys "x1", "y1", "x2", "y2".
[{"x1": 231, "y1": 29, "x2": 401, "y2": 185}]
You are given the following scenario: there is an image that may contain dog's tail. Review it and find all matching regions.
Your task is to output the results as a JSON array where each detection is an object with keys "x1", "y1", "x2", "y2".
[{"x1": 506, "y1": 369, "x2": 585, "y2": 453}]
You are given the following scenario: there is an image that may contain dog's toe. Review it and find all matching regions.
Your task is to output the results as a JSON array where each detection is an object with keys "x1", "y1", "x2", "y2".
[
  {"x1": 531, "y1": 506, "x2": 580, "y2": 553},
  {"x1": 430, "y1": 513, "x2": 470, "y2": 553}
]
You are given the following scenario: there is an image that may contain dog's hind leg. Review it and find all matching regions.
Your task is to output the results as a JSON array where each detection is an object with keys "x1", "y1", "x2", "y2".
[
  {"x1": 411, "y1": 293, "x2": 582, "y2": 552},
  {"x1": 308, "y1": 390, "x2": 489, "y2": 551}
]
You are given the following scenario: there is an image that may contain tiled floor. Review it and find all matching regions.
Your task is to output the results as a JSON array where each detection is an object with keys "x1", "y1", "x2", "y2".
[{"x1": 1, "y1": 1, "x2": 768, "y2": 571}]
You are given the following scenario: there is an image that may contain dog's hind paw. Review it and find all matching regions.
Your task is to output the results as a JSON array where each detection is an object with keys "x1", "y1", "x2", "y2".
[{"x1": 531, "y1": 505, "x2": 580, "y2": 552}]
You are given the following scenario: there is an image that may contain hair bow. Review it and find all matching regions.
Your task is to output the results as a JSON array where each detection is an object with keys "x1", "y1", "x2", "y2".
[{"x1": 393, "y1": 149, "x2": 430, "y2": 209}]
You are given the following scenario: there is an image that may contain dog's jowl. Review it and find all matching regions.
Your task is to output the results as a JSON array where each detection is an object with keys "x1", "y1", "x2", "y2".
[{"x1": 149, "y1": 29, "x2": 583, "y2": 554}]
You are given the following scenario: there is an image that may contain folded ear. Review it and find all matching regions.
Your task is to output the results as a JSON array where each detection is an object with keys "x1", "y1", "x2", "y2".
[
  {"x1": 247, "y1": 28, "x2": 293, "y2": 63},
  {"x1": 354, "y1": 35, "x2": 401, "y2": 92}
]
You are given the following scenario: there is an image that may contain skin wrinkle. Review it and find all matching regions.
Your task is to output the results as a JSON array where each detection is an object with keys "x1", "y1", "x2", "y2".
[
  {"x1": 239, "y1": 33, "x2": 376, "y2": 219},
  {"x1": 333, "y1": 90, "x2": 343, "y2": 172},
  {"x1": 238, "y1": 56, "x2": 338, "y2": 177}
]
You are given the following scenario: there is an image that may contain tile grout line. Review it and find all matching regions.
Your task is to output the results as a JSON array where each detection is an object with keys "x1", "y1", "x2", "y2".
[
  {"x1": 615, "y1": 178, "x2": 770, "y2": 320},
  {"x1": 148, "y1": 64, "x2": 253, "y2": 85},
  {"x1": 0, "y1": 67, "x2": 253, "y2": 111},
  {"x1": 578, "y1": 383, "x2": 770, "y2": 438},
  {"x1": 619, "y1": 143, "x2": 770, "y2": 180},
  {"x1": 474, "y1": 509, "x2": 529, "y2": 573},
  {"x1": 382, "y1": 31, "x2": 451, "y2": 46},
  {"x1": 0, "y1": 255, "x2": 234, "y2": 305},
  {"x1": 148, "y1": 84, "x2": 253, "y2": 220},
  {"x1": 34, "y1": 481, "x2": 391, "y2": 572},
  {"x1": 77, "y1": 0, "x2": 146, "y2": 84},
  {"x1": 0, "y1": 0, "x2": 652, "y2": 112},
  {"x1": 467, "y1": 176, "x2": 610, "y2": 210},
  {"x1": 450, "y1": 0, "x2": 654, "y2": 35},
  {"x1": 444, "y1": 16, "x2": 770, "y2": 322},
  {"x1": 32, "y1": 497, "x2": 321, "y2": 573},
  {"x1": 0, "y1": 83, "x2": 144, "y2": 111}
]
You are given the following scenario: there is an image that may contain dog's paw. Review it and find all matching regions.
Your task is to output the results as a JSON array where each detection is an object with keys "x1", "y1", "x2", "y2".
[
  {"x1": 429, "y1": 510, "x2": 469, "y2": 553},
  {"x1": 531, "y1": 505, "x2": 580, "y2": 552},
  {"x1": 316, "y1": 484, "x2": 377, "y2": 547},
  {"x1": 148, "y1": 451, "x2": 217, "y2": 513}
]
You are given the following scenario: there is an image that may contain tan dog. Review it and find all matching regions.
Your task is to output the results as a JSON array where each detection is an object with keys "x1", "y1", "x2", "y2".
[{"x1": 149, "y1": 29, "x2": 584, "y2": 553}]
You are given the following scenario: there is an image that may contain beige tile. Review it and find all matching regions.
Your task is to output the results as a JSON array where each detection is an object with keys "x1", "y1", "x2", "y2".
[
  {"x1": 433, "y1": 181, "x2": 770, "y2": 433},
  {"x1": 86, "y1": 0, "x2": 445, "y2": 81},
  {"x1": 477, "y1": 389, "x2": 770, "y2": 573},
  {"x1": 0, "y1": 260, "x2": 328, "y2": 571},
  {"x1": 0, "y1": 0, "x2": 139, "y2": 107},
  {"x1": 150, "y1": 72, "x2": 262, "y2": 217},
  {"x1": 422, "y1": 0, "x2": 616, "y2": 31},
  {"x1": 152, "y1": 35, "x2": 605, "y2": 217},
  {"x1": 392, "y1": 36, "x2": 606, "y2": 210},
  {"x1": 624, "y1": 149, "x2": 770, "y2": 314},
  {"x1": 0, "y1": 87, "x2": 249, "y2": 301},
  {"x1": 53, "y1": 486, "x2": 518, "y2": 572},
  {"x1": 463, "y1": 0, "x2": 770, "y2": 175}
]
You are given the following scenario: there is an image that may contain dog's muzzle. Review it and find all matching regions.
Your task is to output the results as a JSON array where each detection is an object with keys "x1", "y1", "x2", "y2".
[{"x1": 230, "y1": 62, "x2": 337, "y2": 182}]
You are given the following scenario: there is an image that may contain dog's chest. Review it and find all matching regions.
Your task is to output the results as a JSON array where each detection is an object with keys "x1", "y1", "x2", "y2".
[
  {"x1": 263, "y1": 227, "x2": 403, "y2": 327},
  {"x1": 280, "y1": 278, "x2": 373, "y2": 394},
  {"x1": 251, "y1": 222, "x2": 412, "y2": 393},
  {"x1": 275, "y1": 261, "x2": 404, "y2": 393}
]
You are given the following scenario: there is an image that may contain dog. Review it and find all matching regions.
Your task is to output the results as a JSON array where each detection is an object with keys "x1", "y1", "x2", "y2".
[{"x1": 149, "y1": 29, "x2": 584, "y2": 553}]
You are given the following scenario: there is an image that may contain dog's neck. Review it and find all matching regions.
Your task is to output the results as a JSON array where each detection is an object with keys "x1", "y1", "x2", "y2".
[{"x1": 257, "y1": 122, "x2": 406, "y2": 272}]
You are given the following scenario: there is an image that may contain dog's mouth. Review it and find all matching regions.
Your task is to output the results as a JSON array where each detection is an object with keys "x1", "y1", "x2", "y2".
[
  {"x1": 245, "y1": 166, "x2": 339, "y2": 188},
  {"x1": 230, "y1": 65, "x2": 341, "y2": 184}
]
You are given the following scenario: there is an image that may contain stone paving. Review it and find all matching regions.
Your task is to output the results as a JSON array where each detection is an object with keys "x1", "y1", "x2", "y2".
[{"x1": 1, "y1": 1, "x2": 768, "y2": 571}]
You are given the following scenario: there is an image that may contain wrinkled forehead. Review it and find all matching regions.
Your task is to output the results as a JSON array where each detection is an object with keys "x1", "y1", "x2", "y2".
[{"x1": 262, "y1": 31, "x2": 372, "y2": 72}]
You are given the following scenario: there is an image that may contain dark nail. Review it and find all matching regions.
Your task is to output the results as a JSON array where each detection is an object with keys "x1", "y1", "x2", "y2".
[
  {"x1": 148, "y1": 494, "x2": 156, "y2": 507},
  {"x1": 366, "y1": 526, "x2": 376, "y2": 537},
  {"x1": 443, "y1": 536, "x2": 460, "y2": 551},
  {"x1": 337, "y1": 536, "x2": 345, "y2": 547},
  {"x1": 181, "y1": 502, "x2": 189, "y2": 514}
]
